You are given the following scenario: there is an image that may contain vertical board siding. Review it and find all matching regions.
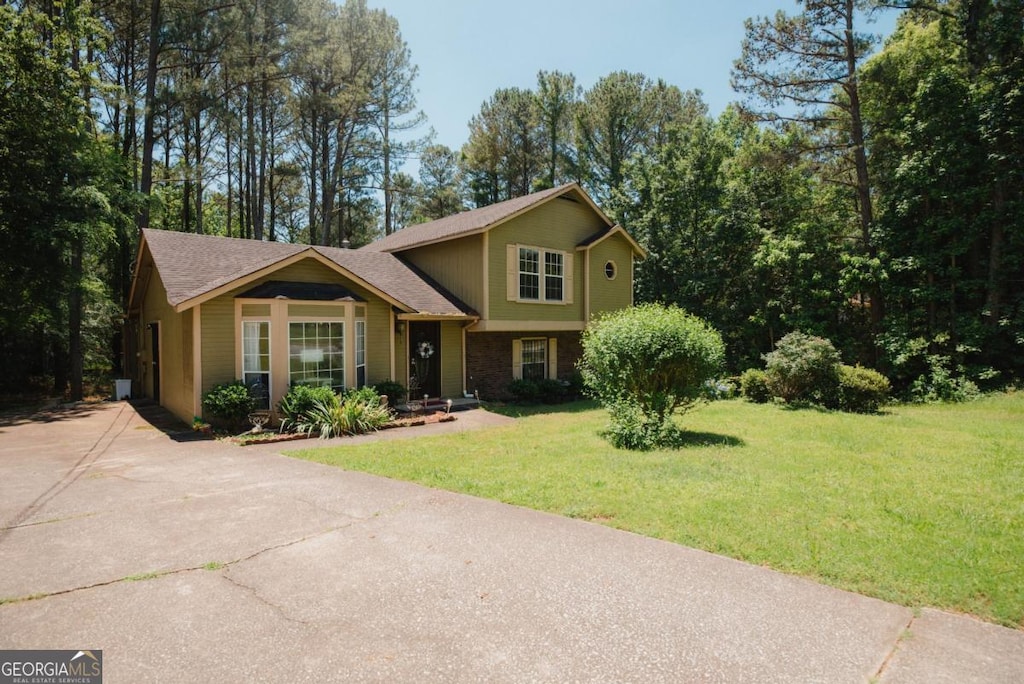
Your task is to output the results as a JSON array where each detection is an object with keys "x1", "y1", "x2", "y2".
[{"x1": 440, "y1": 322, "x2": 464, "y2": 397}]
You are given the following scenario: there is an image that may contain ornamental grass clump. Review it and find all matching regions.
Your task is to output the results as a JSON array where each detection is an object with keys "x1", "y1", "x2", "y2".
[
  {"x1": 579, "y1": 304, "x2": 725, "y2": 450},
  {"x1": 278, "y1": 384, "x2": 337, "y2": 433},
  {"x1": 294, "y1": 387, "x2": 393, "y2": 439}
]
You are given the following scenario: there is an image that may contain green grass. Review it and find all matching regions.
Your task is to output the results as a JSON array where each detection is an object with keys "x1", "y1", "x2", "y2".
[{"x1": 292, "y1": 393, "x2": 1024, "y2": 628}]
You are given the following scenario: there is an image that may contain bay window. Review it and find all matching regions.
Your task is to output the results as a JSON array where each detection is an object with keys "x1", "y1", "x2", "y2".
[{"x1": 289, "y1": 321, "x2": 344, "y2": 390}]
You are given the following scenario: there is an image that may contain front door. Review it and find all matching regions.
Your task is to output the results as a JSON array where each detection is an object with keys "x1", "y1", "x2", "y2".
[{"x1": 409, "y1": 322, "x2": 441, "y2": 399}]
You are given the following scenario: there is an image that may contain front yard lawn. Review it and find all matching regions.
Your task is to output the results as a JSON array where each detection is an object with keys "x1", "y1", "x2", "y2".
[{"x1": 293, "y1": 392, "x2": 1024, "y2": 628}]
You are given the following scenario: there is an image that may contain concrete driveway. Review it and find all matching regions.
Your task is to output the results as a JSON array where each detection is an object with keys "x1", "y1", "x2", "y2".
[{"x1": 0, "y1": 401, "x2": 1021, "y2": 683}]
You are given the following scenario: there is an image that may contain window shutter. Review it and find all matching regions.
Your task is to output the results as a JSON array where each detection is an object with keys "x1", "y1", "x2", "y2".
[
  {"x1": 547, "y1": 338, "x2": 558, "y2": 380},
  {"x1": 511, "y1": 338, "x2": 523, "y2": 380},
  {"x1": 563, "y1": 252, "x2": 574, "y2": 304},
  {"x1": 506, "y1": 244, "x2": 518, "y2": 301}
]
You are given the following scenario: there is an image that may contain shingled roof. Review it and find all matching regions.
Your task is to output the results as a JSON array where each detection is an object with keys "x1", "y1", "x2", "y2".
[
  {"x1": 363, "y1": 182, "x2": 611, "y2": 253},
  {"x1": 135, "y1": 229, "x2": 474, "y2": 317}
]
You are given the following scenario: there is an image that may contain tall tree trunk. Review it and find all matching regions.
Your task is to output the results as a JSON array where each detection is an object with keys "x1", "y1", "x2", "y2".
[
  {"x1": 68, "y1": 237, "x2": 84, "y2": 400},
  {"x1": 138, "y1": 0, "x2": 160, "y2": 231},
  {"x1": 382, "y1": 105, "x2": 392, "y2": 234},
  {"x1": 843, "y1": 0, "x2": 883, "y2": 349},
  {"x1": 246, "y1": 83, "x2": 259, "y2": 239},
  {"x1": 984, "y1": 185, "x2": 1004, "y2": 326}
]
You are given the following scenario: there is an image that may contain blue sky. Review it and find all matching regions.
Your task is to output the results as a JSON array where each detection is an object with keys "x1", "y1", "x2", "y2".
[{"x1": 365, "y1": 0, "x2": 899, "y2": 161}]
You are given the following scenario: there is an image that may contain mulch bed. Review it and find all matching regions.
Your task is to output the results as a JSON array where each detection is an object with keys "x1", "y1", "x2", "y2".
[{"x1": 230, "y1": 410, "x2": 456, "y2": 446}]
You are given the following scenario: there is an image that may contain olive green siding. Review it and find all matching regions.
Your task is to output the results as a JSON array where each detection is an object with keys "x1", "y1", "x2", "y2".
[
  {"x1": 200, "y1": 296, "x2": 235, "y2": 397},
  {"x1": 195, "y1": 257, "x2": 396, "y2": 417},
  {"x1": 363, "y1": 307, "x2": 392, "y2": 387},
  {"x1": 287, "y1": 303, "x2": 345, "y2": 318},
  {"x1": 139, "y1": 258, "x2": 193, "y2": 422},
  {"x1": 487, "y1": 198, "x2": 599, "y2": 321},
  {"x1": 440, "y1": 322, "x2": 464, "y2": 397},
  {"x1": 241, "y1": 303, "x2": 270, "y2": 317},
  {"x1": 589, "y1": 234, "x2": 635, "y2": 317},
  {"x1": 401, "y1": 234, "x2": 484, "y2": 313}
]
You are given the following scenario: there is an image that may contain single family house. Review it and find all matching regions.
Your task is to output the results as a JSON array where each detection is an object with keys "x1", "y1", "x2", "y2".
[{"x1": 125, "y1": 182, "x2": 644, "y2": 424}]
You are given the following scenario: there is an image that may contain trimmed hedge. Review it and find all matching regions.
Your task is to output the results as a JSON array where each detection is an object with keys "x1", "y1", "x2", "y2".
[
  {"x1": 739, "y1": 368, "x2": 773, "y2": 403},
  {"x1": 836, "y1": 364, "x2": 890, "y2": 413}
]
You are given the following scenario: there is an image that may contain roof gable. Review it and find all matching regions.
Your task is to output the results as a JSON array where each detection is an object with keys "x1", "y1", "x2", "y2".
[
  {"x1": 362, "y1": 183, "x2": 615, "y2": 254},
  {"x1": 135, "y1": 229, "x2": 474, "y2": 317},
  {"x1": 577, "y1": 225, "x2": 647, "y2": 258}
]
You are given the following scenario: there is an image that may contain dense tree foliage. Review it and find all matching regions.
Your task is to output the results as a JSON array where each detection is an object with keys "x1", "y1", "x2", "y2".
[{"x1": 1, "y1": 0, "x2": 1020, "y2": 399}]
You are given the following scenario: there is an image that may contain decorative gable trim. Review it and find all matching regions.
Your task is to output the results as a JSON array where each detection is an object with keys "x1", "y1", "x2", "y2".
[{"x1": 576, "y1": 224, "x2": 647, "y2": 258}]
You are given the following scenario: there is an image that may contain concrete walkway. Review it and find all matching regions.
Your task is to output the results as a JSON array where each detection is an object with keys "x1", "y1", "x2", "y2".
[{"x1": 0, "y1": 401, "x2": 1020, "y2": 683}]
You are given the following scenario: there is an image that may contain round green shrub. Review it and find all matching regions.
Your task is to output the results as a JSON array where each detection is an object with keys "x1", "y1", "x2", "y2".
[
  {"x1": 837, "y1": 364, "x2": 891, "y2": 413},
  {"x1": 202, "y1": 380, "x2": 257, "y2": 429},
  {"x1": 508, "y1": 378, "x2": 568, "y2": 404},
  {"x1": 371, "y1": 380, "x2": 406, "y2": 407},
  {"x1": 764, "y1": 332, "x2": 840, "y2": 404},
  {"x1": 507, "y1": 378, "x2": 541, "y2": 403},
  {"x1": 739, "y1": 368, "x2": 772, "y2": 403},
  {"x1": 579, "y1": 303, "x2": 725, "y2": 450}
]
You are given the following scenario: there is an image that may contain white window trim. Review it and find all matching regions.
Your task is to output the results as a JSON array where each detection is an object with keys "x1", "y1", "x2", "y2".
[
  {"x1": 355, "y1": 317, "x2": 367, "y2": 388},
  {"x1": 241, "y1": 319, "x2": 272, "y2": 410},
  {"x1": 506, "y1": 243, "x2": 574, "y2": 305},
  {"x1": 287, "y1": 320, "x2": 346, "y2": 390},
  {"x1": 235, "y1": 298, "x2": 364, "y2": 412}
]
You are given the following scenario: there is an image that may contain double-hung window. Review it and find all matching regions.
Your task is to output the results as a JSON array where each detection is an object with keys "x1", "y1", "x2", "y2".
[
  {"x1": 242, "y1": 321, "x2": 271, "y2": 409},
  {"x1": 513, "y1": 245, "x2": 569, "y2": 303},
  {"x1": 355, "y1": 318, "x2": 366, "y2": 388},
  {"x1": 519, "y1": 247, "x2": 540, "y2": 300},
  {"x1": 544, "y1": 252, "x2": 563, "y2": 301}
]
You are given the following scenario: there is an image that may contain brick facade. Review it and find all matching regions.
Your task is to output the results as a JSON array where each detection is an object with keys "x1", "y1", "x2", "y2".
[{"x1": 465, "y1": 331, "x2": 583, "y2": 400}]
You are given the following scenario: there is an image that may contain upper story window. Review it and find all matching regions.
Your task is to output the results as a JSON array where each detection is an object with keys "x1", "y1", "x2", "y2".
[
  {"x1": 545, "y1": 252, "x2": 563, "y2": 300},
  {"x1": 513, "y1": 244, "x2": 569, "y2": 303},
  {"x1": 519, "y1": 247, "x2": 540, "y2": 300}
]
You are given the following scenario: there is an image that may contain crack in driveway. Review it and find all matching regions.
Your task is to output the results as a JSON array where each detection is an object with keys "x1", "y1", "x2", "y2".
[
  {"x1": 873, "y1": 612, "x2": 917, "y2": 682},
  {"x1": 0, "y1": 520, "x2": 366, "y2": 607}
]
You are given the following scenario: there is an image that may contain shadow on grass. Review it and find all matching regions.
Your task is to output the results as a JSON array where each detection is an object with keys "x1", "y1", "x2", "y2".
[
  {"x1": 485, "y1": 399, "x2": 599, "y2": 418},
  {"x1": 674, "y1": 431, "x2": 745, "y2": 448},
  {"x1": 778, "y1": 400, "x2": 893, "y2": 417}
]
